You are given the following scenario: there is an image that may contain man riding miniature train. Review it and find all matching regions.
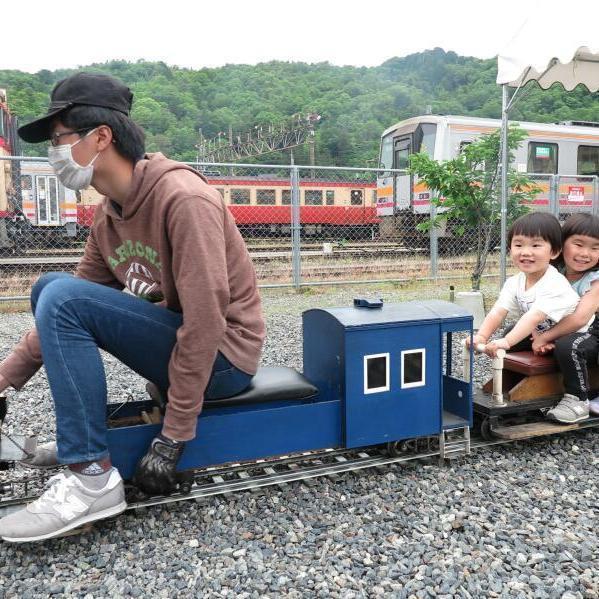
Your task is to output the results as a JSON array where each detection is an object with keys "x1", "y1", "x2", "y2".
[{"x1": 0, "y1": 72, "x2": 265, "y2": 542}]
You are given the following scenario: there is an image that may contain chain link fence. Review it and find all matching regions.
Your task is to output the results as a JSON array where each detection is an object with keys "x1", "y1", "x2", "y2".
[{"x1": 0, "y1": 156, "x2": 597, "y2": 306}]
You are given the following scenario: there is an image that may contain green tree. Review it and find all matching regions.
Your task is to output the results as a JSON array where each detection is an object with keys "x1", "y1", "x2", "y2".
[
  {"x1": 409, "y1": 126, "x2": 540, "y2": 290},
  {"x1": 3, "y1": 50, "x2": 599, "y2": 163}
]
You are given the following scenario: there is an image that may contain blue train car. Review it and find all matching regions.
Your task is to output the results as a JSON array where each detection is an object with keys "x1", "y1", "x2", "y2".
[
  {"x1": 303, "y1": 300, "x2": 473, "y2": 449},
  {"x1": 101, "y1": 299, "x2": 473, "y2": 479}
]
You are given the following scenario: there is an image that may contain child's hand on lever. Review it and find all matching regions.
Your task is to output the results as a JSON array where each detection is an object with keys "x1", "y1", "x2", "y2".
[
  {"x1": 466, "y1": 334, "x2": 487, "y2": 350},
  {"x1": 484, "y1": 338, "x2": 510, "y2": 358}
]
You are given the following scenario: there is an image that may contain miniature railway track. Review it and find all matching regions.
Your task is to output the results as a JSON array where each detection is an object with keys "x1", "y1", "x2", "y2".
[
  {"x1": 0, "y1": 441, "x2": 476, "y2": 517},
  {"x1": 4, "y1": 423, "x2": 598, "y2": 519}
]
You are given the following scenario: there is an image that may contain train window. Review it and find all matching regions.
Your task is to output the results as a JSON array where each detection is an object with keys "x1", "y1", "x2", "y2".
[
  {"x1": 282, "y1": 190, "x2": 292, "y2": 205},
  {"x1": 350, "y1": 190, "x2": 363, "y2": 206},
  {"x1": 256, "y1": 189, "x2": 276, "y2": 205},
  {"x1": 577, "y1": 146, "x2": 599, "y2": 176},
  {"x1": 401, "y1": 349, "x2": 426, "y2": 389},
  {"x1": 231, "y1": 189, "x2": 250, "y2": 205},
  {"x1": 325, "y1": 190, "x2": 335, "y2": 205},
  {"x1": 305, "y1": 190, "x2": 323, "y2": 206},
  {"x1": 37, "y1": 177, "x2": 48, "y2": 222},
  {"x1": 415, "y1": 123, "x2": 437, "y2": 158},
  {"x1": 49, "y1": 178, "x2": 59, "y2": 222},
  {"x1": 527, "y1": 142, "x2": 558, "y2": 174},
  {"x1": 20, "y1": 175, "x2": 32, "y2": 191},
  {"x1": 394, "y1": 137, "x2": 411, "y2": 171},
  {"x1": 364, "y1": 353, "x2": 390, "y2": 394},
  {"x1": 379, "y1": 135, "x2": 393, "y2": 173}
]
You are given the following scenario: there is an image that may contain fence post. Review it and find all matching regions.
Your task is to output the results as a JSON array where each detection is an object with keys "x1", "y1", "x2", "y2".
[
  {"x1": 290, "y1": 164, "x2": 301, "y2": 291},
  {"x1": 549, "y1": 175, "x2": 559, "y2": 217},
  {"x1": 429, "y1": 200, "x2": 438, "y2": 280}
]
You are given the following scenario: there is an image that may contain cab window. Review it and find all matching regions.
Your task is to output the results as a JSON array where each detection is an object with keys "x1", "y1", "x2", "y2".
[
  {"x1": 415, "y1": 123, "x2": 437, "y2": 158},
  {"x1": 379, "y1": 135, "x2": 393, "y2": 173}
]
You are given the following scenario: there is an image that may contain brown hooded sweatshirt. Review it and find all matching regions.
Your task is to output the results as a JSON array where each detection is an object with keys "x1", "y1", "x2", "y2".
[{"x1": 0, "y1": 153, "x2": 265, "y2": 441}]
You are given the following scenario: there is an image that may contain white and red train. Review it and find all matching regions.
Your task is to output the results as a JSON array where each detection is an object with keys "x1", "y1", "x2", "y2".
[{"x1": 377, "y1": 115, "x2": 599, "y2": 240}]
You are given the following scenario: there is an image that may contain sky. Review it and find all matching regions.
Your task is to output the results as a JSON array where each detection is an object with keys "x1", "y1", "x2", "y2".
[{"x1": 2, "y1": 0, "x2": 595, "y2": 73}]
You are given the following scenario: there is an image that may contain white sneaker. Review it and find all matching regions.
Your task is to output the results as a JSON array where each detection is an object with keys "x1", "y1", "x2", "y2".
[
  {"x1": 0, "y1": 469, "x2": 126, "y2": 542},
  {"x1": 547, "y1": 394, "x2": 590, "y2": 424}
]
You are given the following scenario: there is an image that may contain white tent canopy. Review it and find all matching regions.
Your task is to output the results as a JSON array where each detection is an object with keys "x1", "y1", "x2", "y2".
[
  {"x1": 495, "y1": 11, "x2": 599, "y2": 284},
  {"x1": 497, "y1": 14, "x2": 599, "y2": 91}
]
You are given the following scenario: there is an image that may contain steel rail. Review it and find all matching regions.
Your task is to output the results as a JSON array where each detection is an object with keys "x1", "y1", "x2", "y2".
[{"x1": 0, "y1": 434, "x2": 559, "y2": 518}]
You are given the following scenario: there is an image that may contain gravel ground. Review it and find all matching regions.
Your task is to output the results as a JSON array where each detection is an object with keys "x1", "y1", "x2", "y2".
[{"x1": 0, "y1": 285, "x2": 598, "y2": 598}]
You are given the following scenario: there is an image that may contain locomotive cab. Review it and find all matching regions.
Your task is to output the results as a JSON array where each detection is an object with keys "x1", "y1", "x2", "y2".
[{"x1": 303, "y1": 300, "x2": 473, "y2": 449}]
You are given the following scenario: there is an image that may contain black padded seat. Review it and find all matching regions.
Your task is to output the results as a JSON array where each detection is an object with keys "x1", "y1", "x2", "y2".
[{"x1": 203, "y1": 366, "x2": 318, "y2": 408}]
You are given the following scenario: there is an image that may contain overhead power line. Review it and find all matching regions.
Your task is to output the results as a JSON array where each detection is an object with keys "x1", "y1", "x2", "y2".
[{"x1": 196, "y1": 113, "x2": 321, "y2": 163}]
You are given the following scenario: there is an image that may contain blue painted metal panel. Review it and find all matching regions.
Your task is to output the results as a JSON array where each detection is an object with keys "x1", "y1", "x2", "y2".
[
  {"x1": 441, "y1": 318, "x2": 473, "y2": 333},
  {"x1": 303, "y1": 310, "x2": 345, "y2": 404},
  {"x1": 344, "y1": 324, "x2": 441, "y2": 447},
  {"x1": 318, "y1": 300, "x2": 471, "y2": 328},
  {"x1": 107, "y1": 400, "x2": 342, "y2": 480},
  {"x1": 442, "y1": 375, "x2": 472, "y2": 425}
]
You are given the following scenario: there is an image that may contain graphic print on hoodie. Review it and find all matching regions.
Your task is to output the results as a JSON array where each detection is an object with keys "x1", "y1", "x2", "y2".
[{"x1": 125, "y1": 261, "x2": 163, "y2": 301}]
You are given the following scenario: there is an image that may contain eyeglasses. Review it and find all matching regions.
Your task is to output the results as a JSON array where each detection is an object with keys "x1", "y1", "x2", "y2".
[{"x1": 49, "y1": 128, "x2": 92, "y2": 147}]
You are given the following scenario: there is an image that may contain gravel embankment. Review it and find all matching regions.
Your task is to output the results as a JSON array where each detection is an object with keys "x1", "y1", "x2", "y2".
[{"x1": 0, "y1": 286, "x2": 598, "y2": 598}]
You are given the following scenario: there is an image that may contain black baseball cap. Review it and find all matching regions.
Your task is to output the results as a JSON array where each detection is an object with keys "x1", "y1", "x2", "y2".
[{"x1": 18, "y1": 72, "x2": 133, "y2": 143}]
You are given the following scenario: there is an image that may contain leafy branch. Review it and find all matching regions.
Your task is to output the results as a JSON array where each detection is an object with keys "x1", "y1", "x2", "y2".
[{"x1": 409, "y1": 125, "x2": 540, "y2": 290}]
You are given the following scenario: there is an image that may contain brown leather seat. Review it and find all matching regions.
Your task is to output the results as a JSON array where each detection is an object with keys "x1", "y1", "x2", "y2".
[{"x1": 503, "y1": 351, "x2": 558, "y2": 376}]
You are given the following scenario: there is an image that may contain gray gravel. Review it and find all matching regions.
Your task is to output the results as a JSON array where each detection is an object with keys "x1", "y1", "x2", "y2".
[{"x1": 1, "y1": 286, "x2": 598, "y2": 598}]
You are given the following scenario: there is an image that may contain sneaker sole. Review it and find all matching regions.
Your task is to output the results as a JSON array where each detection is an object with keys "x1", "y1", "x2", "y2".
[
  {"x1": 547, "y1": 413, "x2": 590, "y2": 424},
  {"x1": 0, "y1": 501, "x2": 127, "y2": 543},
  {"x1": 18, "y1": 460, "x2": 61, "y2": 471}
]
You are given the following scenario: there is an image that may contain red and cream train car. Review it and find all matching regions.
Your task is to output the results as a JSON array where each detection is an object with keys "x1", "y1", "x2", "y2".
[{"x1": 80, "y1": 176, "x2": 380, "y2": 238}]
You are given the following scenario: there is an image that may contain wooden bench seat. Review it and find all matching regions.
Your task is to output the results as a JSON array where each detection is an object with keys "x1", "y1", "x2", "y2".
[
  {"x1": 486, "y1": 350, "x2": 599, "y2": 403},
  {"x1": 503, "y1": 352, "x2": 559, "y2": 376}
]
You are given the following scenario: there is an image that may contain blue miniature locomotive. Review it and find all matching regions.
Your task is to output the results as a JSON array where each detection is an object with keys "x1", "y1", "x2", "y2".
[{"x1": 101, "y1": 299, "x2": 473, "y2": 479}]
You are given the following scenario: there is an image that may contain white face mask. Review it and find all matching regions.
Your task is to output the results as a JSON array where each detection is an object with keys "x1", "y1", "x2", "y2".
[{"x1": 47, "y1": 128, "x2": 99, "y2": 190}]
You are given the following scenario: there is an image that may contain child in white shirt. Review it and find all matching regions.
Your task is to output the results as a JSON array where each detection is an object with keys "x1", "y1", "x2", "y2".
[{"x1": 472, "y1": 212, "x2": 593, "y2": 357}]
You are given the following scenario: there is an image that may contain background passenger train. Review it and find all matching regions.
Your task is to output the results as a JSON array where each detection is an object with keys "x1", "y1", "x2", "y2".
[
  {"x1": 0, "y1": 93, "x2": 77, "y2": 250},
  {"x1": 80, "y1": 177, "x2": 379, "y2": 239},
  {"x1": 378, "y1": 115, "x2": 599, "y2": 241}
]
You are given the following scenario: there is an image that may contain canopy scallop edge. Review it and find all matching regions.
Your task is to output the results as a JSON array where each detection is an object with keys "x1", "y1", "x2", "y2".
[{"x1": 497, "y1": 15, "x2": 599, "y2": 91}]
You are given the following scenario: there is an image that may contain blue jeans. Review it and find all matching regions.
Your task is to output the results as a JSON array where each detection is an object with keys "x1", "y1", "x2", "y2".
[{"x1": 32, "y1": 273, "x2": 253, "y2": 464}]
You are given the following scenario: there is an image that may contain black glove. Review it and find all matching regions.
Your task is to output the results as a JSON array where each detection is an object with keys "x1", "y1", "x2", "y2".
[{"x1": 132, "y1": 433, "x2": 185, "y2": 496}]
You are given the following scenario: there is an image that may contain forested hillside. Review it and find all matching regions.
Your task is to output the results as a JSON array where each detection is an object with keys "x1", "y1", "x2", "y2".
[{"x1": 2, "y1": 48, "x2": 599, "y2": 166}]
